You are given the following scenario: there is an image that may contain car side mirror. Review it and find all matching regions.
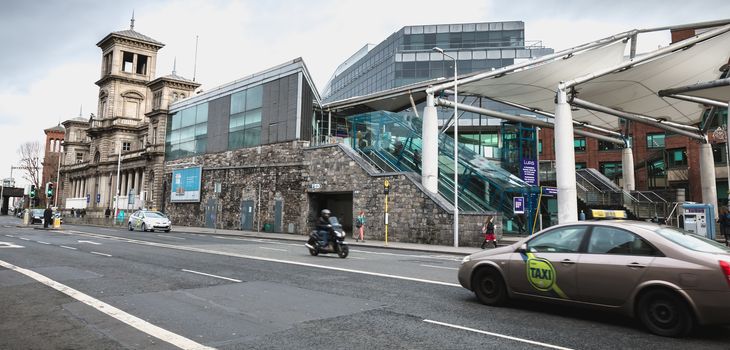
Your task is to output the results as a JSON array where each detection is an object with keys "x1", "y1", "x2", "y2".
[{"x1": 516, "y1": 243, "x2": 527, "y2": 253}]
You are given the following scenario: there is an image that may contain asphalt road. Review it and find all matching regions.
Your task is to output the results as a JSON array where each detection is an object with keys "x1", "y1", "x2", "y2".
[{"x1": 1, "y1": 216, "x2": 728, "y2": 349}]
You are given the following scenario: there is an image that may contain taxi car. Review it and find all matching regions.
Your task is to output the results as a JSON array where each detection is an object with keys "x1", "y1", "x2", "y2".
[
  {"x1": 458, "y1": 220, "x2": 730, "y2": 337},
  {"x1": 127, "y1": 210, "x2": 171, "y2": 232}
]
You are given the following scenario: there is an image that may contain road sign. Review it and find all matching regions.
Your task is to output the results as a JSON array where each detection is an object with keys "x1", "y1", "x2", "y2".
[
  {"x1": 513, "y1": 196, "x2": 525, "y2": 214},
  {"x1": 96, "y1": 193, "x2": 101, "y2": 203},
  {"x1": 86, "y1": 194, "x2": 90, "y2": 203}
]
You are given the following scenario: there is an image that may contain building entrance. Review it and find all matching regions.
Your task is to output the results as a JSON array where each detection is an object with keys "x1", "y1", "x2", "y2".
[{"x1": 307, "y1": 192, "x2": 353, "y2": 232}]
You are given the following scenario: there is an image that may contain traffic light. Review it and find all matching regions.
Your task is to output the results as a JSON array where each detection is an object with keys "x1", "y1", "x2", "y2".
[
  {"x1": 46, "y1": 182, "x2": 54, "y2": 197},
  {"x1": 30, "y1": 185, "x2": 36, "y2": 198}
]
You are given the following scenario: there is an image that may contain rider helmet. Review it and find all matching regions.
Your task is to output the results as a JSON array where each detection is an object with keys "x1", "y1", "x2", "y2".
[{"x1": 321, "y1": 209, "x2": 331, "y2": 218}]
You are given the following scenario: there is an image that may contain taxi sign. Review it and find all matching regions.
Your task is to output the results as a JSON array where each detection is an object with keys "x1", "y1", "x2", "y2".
[{"x1": 591, "y1": 209, "x2": 626, "y2": 219}]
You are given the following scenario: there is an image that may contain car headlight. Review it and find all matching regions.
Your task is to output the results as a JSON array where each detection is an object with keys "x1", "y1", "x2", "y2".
[{"x1": 461, "y1": 255, "x2": 471, "y2": 264}]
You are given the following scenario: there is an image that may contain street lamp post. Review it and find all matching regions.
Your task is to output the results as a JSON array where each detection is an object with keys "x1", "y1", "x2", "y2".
[{"x1": 434, "y1": 47, "x2": 459, "y2": 247}]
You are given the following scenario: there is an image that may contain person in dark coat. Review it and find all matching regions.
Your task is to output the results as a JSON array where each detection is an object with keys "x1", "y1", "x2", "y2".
[{"x1": 43, "y1": 206, "x2": 53, "y2": 229}]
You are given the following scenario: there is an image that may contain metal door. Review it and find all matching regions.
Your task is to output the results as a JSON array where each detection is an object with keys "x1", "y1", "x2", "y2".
[
  {"x1": 240, "y1": 200, "x2": 254, "y2": 231},
  {"x1": 274, "y1": 199, "x2": 283, "y2": 233},
  {"x1": 205, "y1": 198, "x2": 217, "y2": 228}
]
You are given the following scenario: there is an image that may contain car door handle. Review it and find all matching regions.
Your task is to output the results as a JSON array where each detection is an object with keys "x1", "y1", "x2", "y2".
[
  {"x1": 561, "y1": 259, "x2": 576, "y2": 265},
  {"x1": 626, "y1": 262, "x2": 647, "y2": 268}
]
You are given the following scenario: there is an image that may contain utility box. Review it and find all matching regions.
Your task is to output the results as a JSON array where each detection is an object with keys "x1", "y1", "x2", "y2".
[{"x1": 681, "y1": 203, "x2": 715, "y2": 240}]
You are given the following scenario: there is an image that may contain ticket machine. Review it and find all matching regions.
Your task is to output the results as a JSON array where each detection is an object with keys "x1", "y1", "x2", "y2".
[{"x1": 681, "y1": 203, "x2": 715, "y2": 240}]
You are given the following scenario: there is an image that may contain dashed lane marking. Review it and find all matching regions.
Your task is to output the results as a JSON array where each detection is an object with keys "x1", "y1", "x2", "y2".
[
  {"x1": 423, "y1": 319, "x2": 573, "y2": 350},
  {"x1": 90, "y1": 251, "x2": 112, "y2": 257},
  {"x1": 0, "y1": 259, "x2": 214, "y2": 350},
  {"x1": 420, "y1": 264, "x2": 458, "y2": 271},
  {"x1": 181, "y1": 269, "x2": 242, "y2": 283},
  {"x1": 0, "y1": 242, "x2": 24, "y2": 248},
  {"x1": 37, "y1": 241, "x2": 51, "y2": 245},
  {"x1": 258, "y1": 247, "x2": 287, "y2": 252},
  {"x1": 60, "y1": 245, "x2": 77, "y2": 250},
  {"x1": 157, "y1": 234, "x2": 185, "y2": 240}
]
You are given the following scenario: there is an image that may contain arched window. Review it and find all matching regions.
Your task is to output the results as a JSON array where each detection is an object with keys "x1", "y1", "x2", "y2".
[{"x1": 93, "y1": 151, "x2": 101, "y2": 164}]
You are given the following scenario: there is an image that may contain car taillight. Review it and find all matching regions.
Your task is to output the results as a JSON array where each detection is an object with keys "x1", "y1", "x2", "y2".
[{"x1": 720, "y1": 260, "x2": 730, "y2": 288}]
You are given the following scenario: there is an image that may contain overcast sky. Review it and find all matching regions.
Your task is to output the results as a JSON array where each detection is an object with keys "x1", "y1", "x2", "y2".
[{"x1": 1, "y1": 0, "x2": 728, "y2": 187}]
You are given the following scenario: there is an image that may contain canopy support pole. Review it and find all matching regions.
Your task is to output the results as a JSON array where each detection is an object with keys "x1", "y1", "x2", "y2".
[
  {"x1": 621, "y1": 146, "x2": 635, "y2": 191},
  {"x1": 555, "y1": 87, "x2": 579, "y2": 224},
  {"x1": 571, "y1": 97, "x2": 705, "y2": 141},
  {"x1": 422, "y1": 92, "x2": 439, "y2": 194},
  {"x1": 699, "y1": 142, "x2": 719, "y2": 217}
]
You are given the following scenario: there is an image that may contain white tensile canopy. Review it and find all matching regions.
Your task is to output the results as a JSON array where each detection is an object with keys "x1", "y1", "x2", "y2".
[{"x1": 421, "y1": 20, "x2": 730, "y2": 226}]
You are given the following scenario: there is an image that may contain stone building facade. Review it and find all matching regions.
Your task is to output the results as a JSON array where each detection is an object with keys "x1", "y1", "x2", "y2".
[
  {"x1": 42, "y1": 124, "x2": 65, "y2": 206},
  {"x1": 59, "y1": 21, "x2": 199, "y2": 214}
]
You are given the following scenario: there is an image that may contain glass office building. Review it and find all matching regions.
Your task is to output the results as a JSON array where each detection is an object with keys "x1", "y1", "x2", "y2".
[
  {"x1": 323, "y1": 21, "x2": 553, "y2": 102},
  {"x1": 322, "y1": 21, "x2": 553, "y2": 160}
]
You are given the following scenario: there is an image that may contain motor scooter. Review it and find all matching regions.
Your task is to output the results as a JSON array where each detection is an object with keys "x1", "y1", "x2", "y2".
[{"x1": 305, "y1": 216, "x2": 349, "y2": 258}]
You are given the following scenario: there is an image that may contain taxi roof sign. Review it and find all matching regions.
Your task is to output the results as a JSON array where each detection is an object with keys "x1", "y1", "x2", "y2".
[{"x1": 591, "y1": 209, "x2": 627, "y2": 219}]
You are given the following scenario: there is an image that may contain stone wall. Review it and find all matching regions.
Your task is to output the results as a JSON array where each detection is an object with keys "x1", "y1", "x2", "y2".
[
  {"x1": 304, "y1": 144, "x2": 501, "y2": 247},
  {"x1": 163, "y1": 141, "x2": 501, "y2": 247}
]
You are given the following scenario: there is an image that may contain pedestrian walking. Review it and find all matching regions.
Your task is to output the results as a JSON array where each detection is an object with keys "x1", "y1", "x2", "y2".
[
  {"x1": 720, "y1": 206, "x2": 730, "y2": 247},
  {"x1": 43, "y1": 206, "x2": 53, "y2": 229},
  {"x1": 481, "y1": 216, "x2": 496, "y2": 249},
  {"x1": 355, "y1": 211, "x2": 366, "y2": 242}
]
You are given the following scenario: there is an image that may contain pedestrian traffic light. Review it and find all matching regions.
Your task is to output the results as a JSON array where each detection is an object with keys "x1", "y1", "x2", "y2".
[
  {"x1": 46, "y1": 182, "x2": 54, "y2": 197},
  {"x1": 30, "y1": 185, "x2": 36, "y2": 198}
]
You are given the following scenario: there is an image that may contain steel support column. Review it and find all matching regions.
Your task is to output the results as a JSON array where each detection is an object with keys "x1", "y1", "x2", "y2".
[
  {"x1": 699, "y1": 142, "x2": 719, "y2": 217},
  {"x1": 421, "y1": 93, "x2": 439, "y2": 194},
  {"x1": 555, "y1": 88, "x2": 578, "y2": 223}
]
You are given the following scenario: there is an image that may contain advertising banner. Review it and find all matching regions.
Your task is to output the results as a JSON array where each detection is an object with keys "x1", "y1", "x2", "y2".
[
  {"x1": 171, "y1": 167, "x2": 202, "y2": 202},
  {"x1": 513, "y1": 196, "x2": 525, "y2": 214},
  {"x1": 520, "y1": 158, "x2": 537, "y2": 186}
]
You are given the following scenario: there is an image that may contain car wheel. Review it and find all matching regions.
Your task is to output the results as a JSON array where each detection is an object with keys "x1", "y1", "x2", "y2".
[
  {"x1": 472, "y1": 267, "x2": 508, "y2": 306},
  {"x1": 141, "y1": 223, "x2": 147, "y2": 232},
  {"x1": 637, "y1": 289, "x2": 694, "y2": 337},
  {"x1": 128, "y1": 223, "x2": 134, "y2": 231},
  {"x1": 164, "y1": 229, "x2": 170, "y2": 233}
]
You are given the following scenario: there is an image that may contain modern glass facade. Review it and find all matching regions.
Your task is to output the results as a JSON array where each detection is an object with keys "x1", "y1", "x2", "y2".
[
  {"x1": 322, "y1": 21, "x2": 554, "y2": 159},
  {"x1": 166, "y1": 103, "x2": 209, "y2": 161},
  {"x1": 228, "y1": 85, "x2": 263, "y2": 150},
  {"x1": 323, "y1": 21, "x2": 553, "y2": 102}
]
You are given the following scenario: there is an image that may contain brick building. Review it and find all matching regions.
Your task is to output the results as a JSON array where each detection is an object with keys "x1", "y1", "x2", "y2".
[{"x1": 41, "y1": 124, "x2": 65, "y2": 207}]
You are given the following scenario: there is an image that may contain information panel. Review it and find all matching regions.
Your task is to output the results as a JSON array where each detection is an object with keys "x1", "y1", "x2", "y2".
[{"x1": 171, "y1": 167, "x2": 202, "y2": 202}]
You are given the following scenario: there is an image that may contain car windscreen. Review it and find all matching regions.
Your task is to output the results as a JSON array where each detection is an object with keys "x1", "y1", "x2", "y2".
[
  {"x1": 655, "y1": 227, "x2": 730, "y2": 254},
  {"x1": 144, "y1": 212, "x2": 166, "y2": 218}
]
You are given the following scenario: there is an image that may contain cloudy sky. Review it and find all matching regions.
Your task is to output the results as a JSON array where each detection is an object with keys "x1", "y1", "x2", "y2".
[{"x1": 1, "y1": 0, "x2": 728, "y2": 187}]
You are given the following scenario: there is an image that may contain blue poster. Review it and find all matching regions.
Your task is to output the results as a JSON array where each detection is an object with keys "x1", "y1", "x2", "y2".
[
  {"x1": 171, "y1": 167, "x2": 202, "y2": 202},
  {"x1": 520, "y1": 159, "x2": 537, "y2": 186},
  {"x1": 513, "y1": 196, "x2": 525, "y2": 214}
]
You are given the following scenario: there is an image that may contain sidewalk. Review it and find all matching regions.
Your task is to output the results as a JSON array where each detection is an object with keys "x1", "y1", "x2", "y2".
[{"x1": 52, "y1": 218, "x2": 525, "y2": 256}]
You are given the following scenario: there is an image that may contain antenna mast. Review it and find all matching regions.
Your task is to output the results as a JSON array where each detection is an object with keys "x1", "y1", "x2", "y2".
[{"x1": 193, "y1": 35, "x2": 199, "y2": 82}]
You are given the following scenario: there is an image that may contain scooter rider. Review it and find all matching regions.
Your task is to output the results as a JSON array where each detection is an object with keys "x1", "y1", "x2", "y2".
[{"x1": 316, "y1": 209, "x2": 332, "y2": 247}]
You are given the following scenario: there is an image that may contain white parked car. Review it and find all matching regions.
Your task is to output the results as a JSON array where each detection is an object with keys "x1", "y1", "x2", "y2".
[{"x1": 128, "y1": 210, "x2": 171, "y2": 232}]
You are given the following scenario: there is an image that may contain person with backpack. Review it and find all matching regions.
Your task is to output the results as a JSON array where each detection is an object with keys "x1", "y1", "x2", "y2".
[
  {"x1": 481, "y1": 216, "x2": 496, "y2": 249},
  {"x1": 355, "y1": 210, "x2": 366, "y2": 242}
]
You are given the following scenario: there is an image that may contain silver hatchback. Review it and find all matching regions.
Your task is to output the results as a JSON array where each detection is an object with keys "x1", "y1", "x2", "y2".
[{"x1": 458, "y1": 220, "x2": 730, "y2": 337}]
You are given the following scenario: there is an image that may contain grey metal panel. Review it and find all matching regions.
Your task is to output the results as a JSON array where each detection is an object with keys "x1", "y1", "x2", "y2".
[
  {"x1": 206, "y1": 96, "x2": 230, "y2": 153},
  {"x1": 261, "y1": 74, "x2": 302, "y2": 145}
]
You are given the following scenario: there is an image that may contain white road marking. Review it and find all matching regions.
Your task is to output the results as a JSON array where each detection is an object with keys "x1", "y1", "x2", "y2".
[
  {"x1": 90, "y1": 251, "x2": 112, "y2": 257},
  {"x1": 4, "y1": 234, "x2": 14, "y2": 238},
  {"x1": 350, "y1": 249, "x2": 463, "y2": 262},
  {"x1": 60, "y1": 245, "x2": 77, "y2": 250},
  {"x1": 0, "y1": 242, "x2": 24, "y2": 248},
  {"x1": 157, "y1": 234, "x2": 185, "y2": 240},
  {"x1": 19, "y1": 237, "x2": 30, "y2": 241},
  {"x1": 100, "y1": 228, "x2": 115, "y2": 231},
  {"x1": 0, "y1": 259, "x2": 214, "y2": 350},
  {"x1": 66, "y1": 232, "x2": 462, "y2": 288},
  {"x1": 348, "y1": 256, "x2": 367, "y2": 260},
  {"x1": 423, "y1": 319, "x2": 573, "y2": 350},
  {"x1": 37, "y1": 241, "x2": 51, "y2": 245},
  {"x1": 258, "y1": 247, "x2": 287, "y2": 252},
  {"x1": 182, "y1": 269, "x2": 242, "y2": 283},
  {"x1": 78, "y1": 240, "x2": 101, "y2": 245},
  {"x1": 420, "y1": 264, "x2": 458, "y2": 271}
]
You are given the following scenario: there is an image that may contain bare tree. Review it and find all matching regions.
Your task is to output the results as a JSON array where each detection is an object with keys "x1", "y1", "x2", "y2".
[{"x1": 17, "y1": 141, "x2": 41, "y2": 193}]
